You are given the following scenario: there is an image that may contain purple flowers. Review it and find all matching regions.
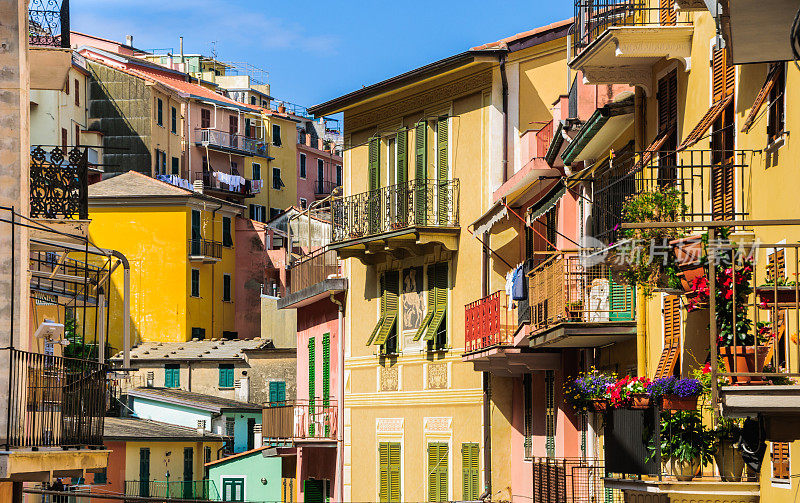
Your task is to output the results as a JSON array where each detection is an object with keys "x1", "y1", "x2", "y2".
[
  {"x1": 647, "y1": 376, "x2": 702, "y2": 398},
  {"x1": 574, "y1": 373, "x2": 616, "y2": 399}
]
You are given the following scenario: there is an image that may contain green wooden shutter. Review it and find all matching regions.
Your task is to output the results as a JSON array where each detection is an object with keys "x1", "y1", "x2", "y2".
[
  {"x1": 183, "y1": 447, "x2": 193, "y2": 498},
  {"x1": 379, "y1": 443, "x2": 390, "y2": 502},
  {"x1": 424, "y1": 263, "x2": 448, "y2": 342},
  {"x1": 396, "y1": 129, "x2": 408, "y2": 225},
  {"x1": 367, "y1": 276, "x2": 387, "y2": 346},
  {"x1": 436, "y1": 118, "x2": 449, "y2": 225},
  {"x1": 373, "y1": 271, "x2": 399, "y2": 346},
  {"x1": 413, "y1": 265, "x2": 436, "y2": 341},
  {"x1": 269, "y1": 381, "x2": 286, "y2": 405},
  {"x1": 322, "y1": 333, "x2": 330, "y2": 404},
  {"x1": 165, "y1": 366, "x2": 172, "y2": 388},
  {"x1": 308, "y1": 337, "x2": 316, "y2": 437},
  {"x1": 414, "y1": 121, "x2": 428, "y2": 225},
  {"x1": 428, "y1": 442, "x2": 448, "y2": 502},
  {"x1": 368, "y1": 136, "x2": 381, "y2": 234},
  {"x1": 388, "y1": 442, "x2": 401, "y2": 502},
  {"x1": 462, "y1": 443, "x2": 479, "y2": 501},
  {"x1": 219, "y1": 364, "x2": 233, "y2": 388},
  {"x1": 139, "y1": 448, "x2": 150, "y2": 497}
]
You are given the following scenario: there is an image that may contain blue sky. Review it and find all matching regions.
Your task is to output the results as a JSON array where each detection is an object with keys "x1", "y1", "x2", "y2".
[{"x1": 72, "y1": 1, "x2": 572, "y2": 109}]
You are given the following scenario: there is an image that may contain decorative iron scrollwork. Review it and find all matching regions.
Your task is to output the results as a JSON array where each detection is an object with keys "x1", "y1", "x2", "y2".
[
  {"x1": 29, "y1": 0, "x2": 69, "y2": 47},
  {"x1": 30, "y1": 145, "x2": 89, "y2": 220}
]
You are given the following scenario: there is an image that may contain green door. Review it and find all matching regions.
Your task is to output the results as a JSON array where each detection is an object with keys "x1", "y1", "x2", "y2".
[
  {"x1": 303, "y1": 479, "x2": 325, "y2": 503},
  {"x1": 222, "y1": 478, "x2": 245, "y2": 502},
  {"x1": 308, "y1": 337, "x2": 316, "y2": 437},
  {"x1": 139, "y1": 448, "x2": 150, "y2": 497},
  {"x1": 183, "y1": 447, "x2": 193, "y2": 498},
  {"x1": 247, "y1": 418, "x2": 255, "y2": 451}
]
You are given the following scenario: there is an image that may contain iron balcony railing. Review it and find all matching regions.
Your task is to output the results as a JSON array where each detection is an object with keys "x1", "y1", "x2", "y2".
[
  {"x1": 290, "y1": 248, "x2": 340, "y2": 294},
  {"x1": 262, "y1": 399, "x2": 337, "y2": 441},
  {"x1": 193, "y1": 128, "x2": 260, "y2": 156},
  {"x1": 6, "y1": 348, "x2": 107, "y2": 449},
  {"x1": 528, "y1": 251, "x2": 635, "y2": 332},
  {"x1": 331, "y1": 178, "x2": 460, "y2": 243},
  {"x1": 29, "y1": 251, "x2": 104, "y2": 305},
  {"x1": 464, "y1": 291, "x2": 518, "y2": 353},
  {"x1": 315, "y1": 179, "x2": 341, "y2": 197},
  {"x1": 29, "y1": 0, "x2": 70, "y2": 47},
  {"x1": 124, "y1": 480, "x2": 219, "y2": 500},
  {"x1": 591, "y1": 149, "x2": 751, "y2": 243},
  {"x1": 573, "y1": 0, "x2": 692, "y2": 55},
  {"x1": 187, "y1": 238, "x2": 222, "y2": 259},
  {"x1": 532, "y1": 457, "x2": 618, "y2": 503},
  {"x1": 193, "y1": 171, "x2": 258, "y2": 197},
  {"x1": 30, "y1": 145, "x2": 88, "y2": 220}
]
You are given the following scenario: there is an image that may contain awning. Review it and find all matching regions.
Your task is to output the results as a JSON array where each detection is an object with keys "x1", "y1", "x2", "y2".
[
  {"x1": 470, "y1": 200, "x2": 508, "y2": 237},
  {"x1": 741, "y1": 63, "x2": 780, "y2": 133},
  {"x1": 561, "y1": 95, "x2": 634, "y2": 165},
  {"x1": 677, "y1": 94, "x2": 733, "y2": 150},
  {"x1": 528, "y1": 182, "x2": 566, "y2": 223}
]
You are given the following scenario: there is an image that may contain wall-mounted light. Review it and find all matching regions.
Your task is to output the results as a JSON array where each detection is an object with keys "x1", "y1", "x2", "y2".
[{"x1": 261, "y1": 478, "x2": 267, "y2": 485}]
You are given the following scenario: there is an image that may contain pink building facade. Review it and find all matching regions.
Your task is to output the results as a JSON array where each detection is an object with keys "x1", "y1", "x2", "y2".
[{"x1": 296, "y1": 134, "x2": 342, "y2": 209}]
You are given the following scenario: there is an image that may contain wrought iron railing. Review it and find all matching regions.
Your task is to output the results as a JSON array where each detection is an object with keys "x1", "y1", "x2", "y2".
[
  {"x1": 193, "y1": 171, "x2": 257, "y2": 197},
  {"x1": 262, "y1": 399, "x2": 337, "y2": 441},
  {"x1": 30, "y1": 145, "x2": 88, "y2": 220},
  {"x1": 29, "y1": 0, "x2": 70, "y2": 48},
  {"x1": 532, "y1": 457, "x2": 617, "y2": 503},
  {"x1": 29, "y1": 251, "x2": 104, "y2": 305},
  {"x1": 188, "y1": 238, "x2": 222, "y2": 259},
  {"x1": 573, "y1": 0, "x2": 692, "y2": 55},
  {"x1": 290, "y1": 248, "x2": 340, "y2": 294},
  {"x1": 5, "y1": 348, "x2": 107, "y2": 449},
  {"x1": 193, "y1": 128, "x2": 261, "y2": 156},
  {"x1": 124, "y1": 480, "x2": 219, "y2": 500},
  {"x1": 591, "y1": 149, "x2": 751, "y2": 243},
  {"x1": 464, "y1": 291, "x2": 518, "y2": 353},
  {"x1": 315, "y1": 179, "x2": 340, "y2": 197},
  {"x1": 528, "y1": 251, "x2": 635, "y2": 332},
  {"x1": 331, "y1": 178, "x2": 460, "y2": 243}
]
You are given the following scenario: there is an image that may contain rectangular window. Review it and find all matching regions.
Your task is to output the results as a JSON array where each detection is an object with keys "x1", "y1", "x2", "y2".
[
  {"x1": 461, "y1": 443, "x2": 480, "y2": 501},
  {"x1": 171, "y1": 106, "x2": 178, "y2": 134},
  {"x1": 244, "y1": 117, "x2": 251, "y2": 138},
  {"x1": 427, "y1": 442, "x2": 449, "y2": 503},
  {"x1": 772, "y1": 442, "x2": 790, "y2": 482},
  {"x1": 191, "y1": 327, "x2": 206, "y2": 340},
  {"x1": 270, "y1": 208, "x2": 282, "y2": 220},
  {"x1": 183, "y1": 447, "x2": 193, "y2": 496},
  {"x1": 523, "y1": 374, "x2": 532, "y2": 459},
  {"x1": 219, "y1": 364, "x2": 234, "y2": 388},
  {"x1": 300, "y1": 198, "x2": 308, "y2": 210},
  {"x1": 191, "y1": 269, "x2": 200, "y2": 297},
  {"x1": 62, "y1": 128, "x2": 68, "y2": 151},
  {"x1": 222, "y1": 477, "x2": 244, "y2": 502},
  {"x1": 317, "y1": 158, "x2": 324, "y2": 183},
  {"x1": 336, "y1": 165, "x2": 342, "y2": 186},
  {"x1": 379, "y1": 442, "x2": 401, "y2": 503},
  {"x1": 272, "y1": 124, "x2": 282, "y2": 147},
  {"x1": 367, "y1": 271, "x2": 399, "y2": 352},
  {"x1": 300, "y1": 153, "x2": 307, "y2": 178},
  {"x1": 252, "y1": 162, "x2": 261, "y2": 180},
  {"x1": 224, "y1": 417, "x2": 235, "y2": 453},
  {"x1": 204, "y1": 446, "x2": 212, "y2": 464},
  {"x1": 164, "y1": 364, "x2": 180, "y2": 388},
  {"x1": 272, "y1": 167, "x2": 284, "y2": 190},
  {"x1": 413, "y1": 263, "x2": 447, "y2": 350},
  {"x1": 75, "y1": 124, "x2": 80, "y2": 149},
  {"x1": 545, "y1": 370, "x2": 556, "y2": 458},
  {"x1": 157, "y1": 98, "x2": 163, "y2": 126},
  {"x1": 74, "y1": 79, "x2": 79, "y2": 106},
  {"x1": 93, "y1": 468, "x2": 107, "y2": 485},
  {"x1": 768, "y1": 63, "x2": 786, "y2": 143},
  {"x1": 201, "y1": 108, "x2": 211, "y2": 129},
  {"x1": 249, "y1": 204, "x2": 266, "y2": 223},
  {"x1": 223, "y1": 274, "x2": 232, "y2": 302},
  {"x1": 269, "y1": 381, "x2": 286, "y2": 405},
  {"x1": 139, "y1": 448, "x2": 150, "y2": 497},
  {"x1": 222, "y1": 216, "x2": 233, "y2": 247},
  {"x1": 171, "y1": 157, "x2": 179, "y2": 175},
  {"x1": 229, "y1": 115, "x2": 238, "y2": 135}
]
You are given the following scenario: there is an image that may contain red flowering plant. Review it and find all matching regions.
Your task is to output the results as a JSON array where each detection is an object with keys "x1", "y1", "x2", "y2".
[{"x1": 607, "y1": 376, "x2": 651, "y2": 408}]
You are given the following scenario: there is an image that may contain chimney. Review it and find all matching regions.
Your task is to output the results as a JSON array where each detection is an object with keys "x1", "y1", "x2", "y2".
[
  {"x1": 193, "y1": 179, "x2": 204, "y2": 194},
  {"x1": 197, "y1": 420, "x2": 206, "y2": 434},
  {"x1": 125, "y1": 35, "x2": 133, "y2": 47},
  {"x1": 179, "y1": 36, "x2": 185, "y2": 66},
  {"x1": 253, "y1": 423, "x2": 263, "y2": 448},
  {"x1": 236, "y1": 376, "x2": 249, "y2": 402}
]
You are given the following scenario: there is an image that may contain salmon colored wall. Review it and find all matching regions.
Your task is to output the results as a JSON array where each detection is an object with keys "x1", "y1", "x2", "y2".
[
  {"x1": 235, "y1": 218, "x2": 269, "y2": 339},
  {"x1": 91, "y1": 440, "x2": 126, "y2": 503},
  {"x1": 296, "y1": 298, "x2": 341, "y2": 403},
  {"x1": 296, "y1": 142, "x2": 342, "y2": 207}
]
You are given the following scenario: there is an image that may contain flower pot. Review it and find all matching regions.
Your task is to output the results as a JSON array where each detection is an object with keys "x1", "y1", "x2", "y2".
[
  {"x1": 719, "y1": 345, "x2": 770, "y2": 385},
  {"x1": 756, "y1": 286, "x2": 800, "y2": 309},
  {"x1": 671, "y1": 457, "x2": 700, "y2": 481},
  {"x1": 715, "y1": 439, "x2": 745, "y2": 482},
  {"x1": 678, "y1": 266, "x2": 706, "y2": 294},
  {"x1": 662, "y1": 394, "x2": 698, "y2": 411},
  {"x1": 591, "y1": 399, "x2": 608, "y2": 412},
  {"x1": 629, "y1": 393, "x2": 651, "y2": 409},
  {"x1": 670, "y1": 235, "x2": 704, "y2": 266}
]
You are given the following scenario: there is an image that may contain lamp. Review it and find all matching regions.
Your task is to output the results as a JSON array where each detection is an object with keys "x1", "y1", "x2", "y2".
[
  {"x1": 261, "y1": 478, "x2": 267, "y2": 485},
  {"x1": 33, "y1": 319, "x2": 64, "y2": 340}
]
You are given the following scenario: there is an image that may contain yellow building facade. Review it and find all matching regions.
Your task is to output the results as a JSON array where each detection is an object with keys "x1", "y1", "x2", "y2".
[
  {"x1": 246, "y1": 112, "x2": 299, "y2": 221},
  {"x1": 87, "y1": 171, "x2": 241, "y2": 350}
]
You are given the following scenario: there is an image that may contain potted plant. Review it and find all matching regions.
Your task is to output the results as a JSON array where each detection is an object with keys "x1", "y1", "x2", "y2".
[
  {"x1": 755, "y1": 277, "x2": 800, "y2": 309},
  {"x1": 670, "y1": 234, "x2": 706, "y2": 295},
  {"x1": 647, "y1": 376, "x2": 702, "y2": 410},
  {"x1": 564, "y1": 369, "x2": 616, "y2": 413},
  {"x1": 566, "y1": 301, "x2": 584, "y2": 320},
  {"x1": 651, "y1": 410, "x2": 714, "y2": 481},
  {"x1": 608, "y1": 376, "x2": 651, "y2": 409}
]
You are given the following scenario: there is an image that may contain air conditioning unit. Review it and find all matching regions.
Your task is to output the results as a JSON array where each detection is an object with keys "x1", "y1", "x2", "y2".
[{"x1": 146, "y1": 371, "x2": 155, "y2": 387}]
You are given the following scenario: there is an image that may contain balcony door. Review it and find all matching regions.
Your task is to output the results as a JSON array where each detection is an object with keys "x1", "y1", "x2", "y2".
[
  {"x1": 229, "y1": 115, "x2": 239, "y2": 149},
  {"x1": 191, "y1": 210, "x2": 201, "y2": 255},
  {"x1": 656, "y1": 69, "x2": 678, "y2": 185}
]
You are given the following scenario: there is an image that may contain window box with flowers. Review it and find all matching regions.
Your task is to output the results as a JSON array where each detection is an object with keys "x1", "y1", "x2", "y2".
[
  {"x1": 647, "y1": 376, "x2": 702, "y2": 410},
  {"x1": 755, "y1": 278, "x2": 800, "y2": 309},
  {"x1": 607, "y1": 376, "x2": 652, "y2": 409},
  {"x1": 564, "y1": 370, "x2": 616, "y2": 413}
]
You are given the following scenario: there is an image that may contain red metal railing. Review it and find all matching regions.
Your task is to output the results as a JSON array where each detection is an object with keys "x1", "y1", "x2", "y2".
[
  {"x1": 536, "y1": 119, "x2": 554, "y2": 158},
  {"x1": 464, "y1": 291, "x2": 517, "y2": 353}
]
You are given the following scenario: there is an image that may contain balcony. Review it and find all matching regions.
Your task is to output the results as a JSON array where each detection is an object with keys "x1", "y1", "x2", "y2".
[
  {"x1": 29, "y1": 0, "x2": 70, "y2": 47},
  {"x1": 528, "y1": 251, "x2": 636, "y2": 349},
  {"x1": 591, "y1": 149, "x2": 751, "y2": 244},
  {"x1": 571, "y1": 0, "x2": 693, "y2": 95},
  {"x1": 29, "y1": 251, "x2": 104, "y2": 306},
  {"x1": 194, "y1": 170, "x2": 258, "y2": 198},
  {"x1": 330, "y1": 179, "x2": 460, "y2": 263},
  {"x1": 531, "y1": 457, "x2": 616, "y2": 503},
  {"x1": 714, "y1": 0, "x2": 797, "y2": 64},
  {"x1": 188, "y1": 238, "x2": 222, "y2": 263},
  {"x1": 278, "y1": 248, "x2": 346, "y2": 310},
  {"x1": 314, "y1": 179, "x2": 341, "y2": 199},
  {"x1": 6, "y1": 348, "x2": 107, "y2": 449},
  {"x1": 193, "y1": 128, "x2": 267, "y2": 157},
  {"x1": 123, "y1": 480, "x2": 219, "y2": 500},
  {"x1": 261, "y1": 399, "x2": 338, "y2": 445},
  {"x1": 30, "y1": 145, "x2": 89, "y2": 221}
]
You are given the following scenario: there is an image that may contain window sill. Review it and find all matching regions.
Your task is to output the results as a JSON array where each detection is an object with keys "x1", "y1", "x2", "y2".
[
  {"x1": 219, "y1": 387, "x2": 234, "y2": 390},
  {"x1": 771, "y1": 479, "x2": 791, "y2": 488},
  {"x1": 766, "y1": 132, "x2": 787, "y2": 153}
]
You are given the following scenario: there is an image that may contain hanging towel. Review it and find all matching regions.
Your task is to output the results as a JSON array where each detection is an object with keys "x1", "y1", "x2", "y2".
[{"x1": 511, "y1": 264, "x2": 527, "y2": 301}]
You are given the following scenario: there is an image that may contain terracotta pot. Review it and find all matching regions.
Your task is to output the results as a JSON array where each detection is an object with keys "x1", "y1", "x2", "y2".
[
  {"x1": 630, "y1": 393, "x2": 651, "y2": 409},
  {"x1": 715, "y1": 439, "x2": 745, "y2": 482},
  {"x1": 678, "y1": 265, "x2": 706, "y2": 293},
  {"x1": 719, "y1": 345, "x2": 770, "y2": 385},
  {"x1": 670, "y1": 235, "x2": 704, "y2": 266},
  {"x1": 662, "y1": 394, "x2": 698, "y2": 411},
  {"x1": 756, "y1": 286, "x2": 800, "y2": 309},
  {"x1": 591, "y1": 399, "x2": 607, "y2": 412},
  {"x1": 671, "y1": 457, "x2": 700, "y2": 481}
]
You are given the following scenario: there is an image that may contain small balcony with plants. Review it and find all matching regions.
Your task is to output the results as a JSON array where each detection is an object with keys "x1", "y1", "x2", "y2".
[
  {"x1": 565, "y1": 370, "x2": 760, "y2": 502},
  {"x1": 329, "y1": 178, "x2": 460, "y2": 263},
  {"x1": 526, "y1": 251, "x2": 636, "y2": 349},
  {"x1": 570, "y1": 0, "x2": 693, "y2": 93}
]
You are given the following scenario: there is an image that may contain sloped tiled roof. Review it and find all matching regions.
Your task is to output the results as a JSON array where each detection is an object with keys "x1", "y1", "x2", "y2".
[
  {"x1": 104, "y1": 416, "x2": 224, "y2": 441},
  {"x1": 88, "y1": 171, "x2": 191, "y2": 198},
  {"x1": 470, "y1": 18, "x2": 574, "y2": 51},
  {"x1": 110, "y1": 337, "x2": 275, "y2": 362},
  {"x1": 128, "y1": 387, "x2": 263, "y2": 411}
]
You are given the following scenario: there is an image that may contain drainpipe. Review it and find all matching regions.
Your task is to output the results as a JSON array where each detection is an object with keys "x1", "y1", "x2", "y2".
[
  {"x1": 97, "y1": 287, "x2": 106, "y2": 364},
  {"x1": 500, "y1": 52, "x2": 509, "y2": 183},
  {"x1": 211, "y1": 203, "x2": 224, "y2": 338},
  {"x1": 479, "y1": 372, "x2": 491, "y2": 501},
  {"x1": 330, "y1": 292, "x2": 345, "y2": 503}
]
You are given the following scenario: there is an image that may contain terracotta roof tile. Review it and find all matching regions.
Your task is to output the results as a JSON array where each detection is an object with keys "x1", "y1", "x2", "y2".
[{"x1": 471, "y1": 18, "x2": 574, "y2": 51}]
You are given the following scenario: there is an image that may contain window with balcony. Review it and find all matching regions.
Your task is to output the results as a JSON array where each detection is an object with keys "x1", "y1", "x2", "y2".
[
  {"x1": 156, "y1": 98, "x2": 163, "y2": 126},
  {"x1": 710, "y1": 47, "x2": 736, "y2": 221},
  {"x1": 229, "y1": 115, "x2": 238, "y2": 136},
  {"x1": 191, "y1": 268, "x2": 200, "y2": 297},
  {"x1": 300, "y1": 153, "x2": 307, "y2": 178},
  {"x1": 201, "y1": 108, "x2": 211, "y2": 129},
  {"x1": 272, "y1": 124, "x2": 282, "y2": 147},
  {"x1": 545, "y1": 370, "x2": 555, "y2": 458},
  {"x1": 171, "y1": 106, "x2": 177, "y2": 134}
]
